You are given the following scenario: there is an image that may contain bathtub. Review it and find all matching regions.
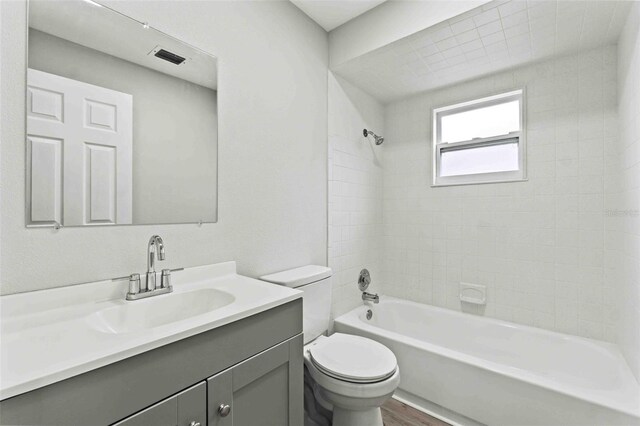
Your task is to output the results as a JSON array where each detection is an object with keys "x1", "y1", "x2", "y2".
[{"x1": 334, "y1": 297, "x2": 640, "y2": 426}]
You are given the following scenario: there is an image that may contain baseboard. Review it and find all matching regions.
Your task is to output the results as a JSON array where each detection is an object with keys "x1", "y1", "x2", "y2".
[{"x1": 392, "y1": 389, "x2": 485, "y2": 426}]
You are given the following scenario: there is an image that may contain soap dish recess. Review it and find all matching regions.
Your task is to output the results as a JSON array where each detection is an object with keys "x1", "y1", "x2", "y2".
[{"x1": 459, "y1": 282, "x2": 486, "y2": 305}]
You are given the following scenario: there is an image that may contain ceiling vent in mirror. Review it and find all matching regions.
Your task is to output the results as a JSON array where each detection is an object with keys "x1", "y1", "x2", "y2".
[{"x1": 149, "y1": 46, "x2": 186, "y2": 65}]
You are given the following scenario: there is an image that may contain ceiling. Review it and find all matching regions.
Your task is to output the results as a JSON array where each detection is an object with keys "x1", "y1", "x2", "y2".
[
  {"x1": 291, "y1": 0, "x2": 387, "y2": 31},
  {"x1": 30, "y1": 0, "x2": 217, "y2": 90},
  {"x1": 333, "y1": 0, "x2": 631, "y2": 103}
]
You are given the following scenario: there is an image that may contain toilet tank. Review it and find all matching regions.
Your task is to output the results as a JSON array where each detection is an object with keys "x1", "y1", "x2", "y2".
[{"x1": 260, "y1": 265, "x2": 332, "y2": 344}]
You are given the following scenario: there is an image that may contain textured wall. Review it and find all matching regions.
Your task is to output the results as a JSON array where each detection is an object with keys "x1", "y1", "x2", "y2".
[
  {"x1": 382, "y1": 46, "x2": 617, "y2": 341},
  {"x1": 328, "y1": 72, "x2": 384, "y2": 319},
  {"x1": 609, "y1": 2, "x2": 640, "y2": 380},
  {"x1": 0, "y1": 0, "x2": 328, "y2": 294}
]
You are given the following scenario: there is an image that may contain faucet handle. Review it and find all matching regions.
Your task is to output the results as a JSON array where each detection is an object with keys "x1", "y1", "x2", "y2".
[
  {"x1": 128, "y1": 273, "x2": 141, "y2": 296},
  {"x1": 161, "y1": 269, "x2": 172, "y2": 289}
]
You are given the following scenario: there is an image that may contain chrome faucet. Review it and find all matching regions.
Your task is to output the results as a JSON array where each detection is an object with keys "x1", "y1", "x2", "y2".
[
  {"x1": 362, "y1": 292, "x2": 380, "y2": 304},
  {"x1": 358, "y1": 268, "x2": 379, "y2": 304},
  {"x1": 124, "y1": 235, "x2": 174, "y2": 301},
  {"x1": 146, "y1": 235, "x2": 165, "y2": 291}
]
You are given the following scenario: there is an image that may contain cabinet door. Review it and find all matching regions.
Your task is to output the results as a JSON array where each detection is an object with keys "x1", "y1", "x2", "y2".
[
  {"x1": 113, "y1": 381, "x2": 205, "y2": 426},
  {"x1": 112, "y1": 396, "x2": 176, "y2": 426},
  {"x1": 208, "y1": 335, "x2": 303, "y2": 426},
  {"x1": 177, "y1": 381, "x2": 207, "y2": 426}
]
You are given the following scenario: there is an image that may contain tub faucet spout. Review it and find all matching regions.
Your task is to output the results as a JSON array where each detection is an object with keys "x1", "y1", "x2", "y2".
[{"x1": 362, "y1": 291, "x2": 379, "y2": 304}]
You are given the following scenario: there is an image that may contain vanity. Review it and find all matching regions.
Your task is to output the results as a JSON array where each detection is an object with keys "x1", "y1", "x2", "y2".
[{"x1": 0, "y1": 262, "x2": 303, "y2": 425}]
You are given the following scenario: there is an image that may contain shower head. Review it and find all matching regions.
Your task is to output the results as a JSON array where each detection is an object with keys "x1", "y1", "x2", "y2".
[{"x1": 363, "y1": 128, "x2": 384, "y2": 145}]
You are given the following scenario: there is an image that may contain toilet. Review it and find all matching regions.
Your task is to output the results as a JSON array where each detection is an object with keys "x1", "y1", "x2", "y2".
[{"x1": 260, "y1": 265, "x2": 400, "y2": 426}]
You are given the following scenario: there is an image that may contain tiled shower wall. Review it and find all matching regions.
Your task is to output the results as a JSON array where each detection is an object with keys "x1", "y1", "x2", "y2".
[
  {"x1": 382, "y1": 46, "x2": 617, "y2": 341},
  {"x1": 609, "y1": 3, "x2": 640, "y2": 380},
  {"x1": 328, "y1": 72, "x2": 384, "y2": 319}
]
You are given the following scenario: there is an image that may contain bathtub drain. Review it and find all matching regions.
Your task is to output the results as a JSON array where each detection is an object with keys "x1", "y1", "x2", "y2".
[{"x1": 366, "y1": 309, "x2": 373, "y2": 320}]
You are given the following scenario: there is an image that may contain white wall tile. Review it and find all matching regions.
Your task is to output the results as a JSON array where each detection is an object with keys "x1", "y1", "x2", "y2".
[
  {"x1": 609, "y1": 2, "x2": 640, "y2": 381},
  {"x1": 382, "y1": 46, "x2": 617, "y2": 342},
  {"x1": 334, "y1": 1, "x2": 630, "y2": 103},
  {"x1": 328, "y1": 72, "x2": 385, "y2": 321}
]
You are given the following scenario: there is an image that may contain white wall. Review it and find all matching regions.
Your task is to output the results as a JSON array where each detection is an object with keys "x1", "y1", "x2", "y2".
[
  {"x1": 329, "y1": 0, "x2": 490, "y2": 67},
  {"x1": 0, "y1": 0, "x2": 328, "y2": 294},
  {"x1": 610, "y1": 2, "x2": 640, "y2": 380},
  {"x1": 328, "y1": 72, "x2": 384, "y2": 319},
  {"x1": 28, "y1": 29, "x2": 218, "y2": 225},
  {"x1": 383, "y1": 46, "x2": 617, "y2": 341}
]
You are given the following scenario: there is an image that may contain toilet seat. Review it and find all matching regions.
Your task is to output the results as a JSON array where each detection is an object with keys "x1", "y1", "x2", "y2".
[{"x1": 308, "y1": 333, "x2": 397, "y2": 384}]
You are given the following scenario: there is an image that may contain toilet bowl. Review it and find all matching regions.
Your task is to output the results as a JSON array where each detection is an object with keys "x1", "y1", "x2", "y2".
[
  {"x1": 260, "y1": 266, "x2": 399, "y2": 426},
  {"x1": 304, "y1": 333, "x2": 400, "y2": 426}
]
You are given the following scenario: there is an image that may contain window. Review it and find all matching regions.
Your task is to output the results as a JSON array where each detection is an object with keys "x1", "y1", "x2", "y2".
[{"x1": 432, "y1": 89, "x2": 525, "y2": 186}]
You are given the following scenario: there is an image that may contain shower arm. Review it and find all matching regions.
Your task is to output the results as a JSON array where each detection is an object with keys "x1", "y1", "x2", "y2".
[{"x1": 363, "y1": 128, "x2": 384, "y2": 145}]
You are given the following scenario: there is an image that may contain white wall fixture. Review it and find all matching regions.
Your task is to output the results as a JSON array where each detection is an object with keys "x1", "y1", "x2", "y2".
[
  {"x1": 27, "y1": 68, "x2": 133, "y2": 227},
  {"x1": 459, "y1": 282, "x2": 486, "y2": 305}
]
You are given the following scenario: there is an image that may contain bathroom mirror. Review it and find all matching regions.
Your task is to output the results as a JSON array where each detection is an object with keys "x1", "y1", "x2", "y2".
[{"x1": 25, "y1": 0, "x2": 218, "y2": 227}]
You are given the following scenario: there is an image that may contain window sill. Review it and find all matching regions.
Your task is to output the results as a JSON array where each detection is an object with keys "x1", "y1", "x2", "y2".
[{"x1": 431, "y1": 177, "x2": 528, "y2": 188}]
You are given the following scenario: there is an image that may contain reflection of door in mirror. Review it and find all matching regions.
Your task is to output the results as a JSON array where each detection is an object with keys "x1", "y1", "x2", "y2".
[{"x1": 26, "y1": 68, "x2": 133, "y2": 226}]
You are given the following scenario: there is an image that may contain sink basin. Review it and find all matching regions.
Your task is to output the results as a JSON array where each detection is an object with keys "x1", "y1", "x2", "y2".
[{"x1": 88, "y1": 289, "x2": 235, "y2": 334}]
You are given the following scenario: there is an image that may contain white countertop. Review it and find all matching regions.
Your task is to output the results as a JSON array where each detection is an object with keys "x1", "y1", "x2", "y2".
[{"x1": 0, "y1": 262, "x2": 301, "y2": 400}]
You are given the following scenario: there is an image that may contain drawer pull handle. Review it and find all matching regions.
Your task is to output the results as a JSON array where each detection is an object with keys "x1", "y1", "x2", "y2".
[
  {"x1": 189, "y1": 422, "x2": 201, "y2": 426},
  {"x1": 218, "y1": 403, "x2": 231, "y2": 417}
]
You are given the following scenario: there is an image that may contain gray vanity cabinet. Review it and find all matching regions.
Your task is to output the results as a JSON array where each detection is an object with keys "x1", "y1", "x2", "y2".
[
  {"x1": 0, "y1": 300, "x2": 302, "y2": 426},
  {"x1": 208, "y1": 336, "x2": 303, "y2": 426},
  {"x1": 114, "y1": 381, "x2": 206, "y2": 426},
  {"x1": 115, "y1": 336, "x2": 302, "y2": 426}
]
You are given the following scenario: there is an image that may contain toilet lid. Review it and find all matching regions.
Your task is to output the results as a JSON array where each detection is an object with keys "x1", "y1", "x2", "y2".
[{"x1": 309, "y1": 333, "x2": 397, "y2": 383}]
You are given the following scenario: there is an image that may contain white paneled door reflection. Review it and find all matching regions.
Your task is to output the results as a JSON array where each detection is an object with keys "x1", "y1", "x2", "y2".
[{"x1": 26, "y1": 68, "x2": 133, "y2": 226}]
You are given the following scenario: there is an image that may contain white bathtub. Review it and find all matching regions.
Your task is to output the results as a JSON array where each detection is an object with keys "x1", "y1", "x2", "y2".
[{"x1": 334, "y1": 297, "x2": 640, "y2": 426}]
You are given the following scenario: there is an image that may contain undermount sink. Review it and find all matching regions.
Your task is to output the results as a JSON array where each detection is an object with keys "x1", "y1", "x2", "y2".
[{"x1": 88, "y1": 288, "x2": 235, "y2": 334}]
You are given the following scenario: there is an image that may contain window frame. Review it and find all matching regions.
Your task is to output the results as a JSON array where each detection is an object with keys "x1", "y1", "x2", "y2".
[{"x1": 432, "y1": 89, "x2": 526, "y2": 187}]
